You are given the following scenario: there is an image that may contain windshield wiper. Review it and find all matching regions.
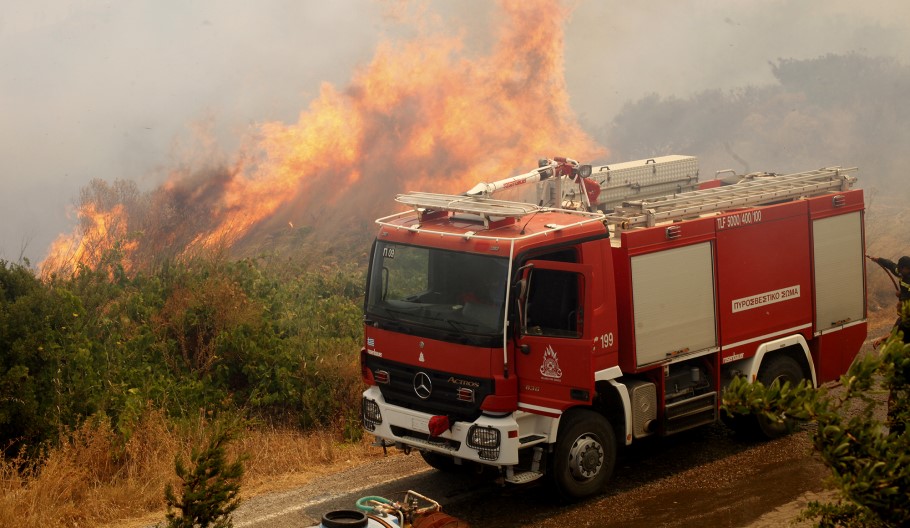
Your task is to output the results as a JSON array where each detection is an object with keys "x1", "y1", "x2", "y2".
[
  {"x1": 366, "y1": 306, "x2": 417, "y2": 331},
  {"x1": 445, "y1": 318, "x2": 482, "y2": 333},
  {"x1": 380, "y1": 305, "x2": 421, "y2": 320}
]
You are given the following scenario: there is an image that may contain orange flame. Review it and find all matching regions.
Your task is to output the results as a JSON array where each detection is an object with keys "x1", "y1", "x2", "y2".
[
  {"x1": 41, "y1": 0, "x2": 606, "y2": 276},
  {"x1": 42, "y1": 203, "x2": 137, "y2": 275}
]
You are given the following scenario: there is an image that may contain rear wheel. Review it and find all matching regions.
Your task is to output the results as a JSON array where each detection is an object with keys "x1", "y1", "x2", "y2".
[
  {"x1": 552, "y1": 409, "x2": 616, "y2": 500},
  {"x1": 724, "y1": 354, "x2": 806, "y2": 440},
  {"x1": 754, "y1": 354, "x2": 805, "y2": 438}
]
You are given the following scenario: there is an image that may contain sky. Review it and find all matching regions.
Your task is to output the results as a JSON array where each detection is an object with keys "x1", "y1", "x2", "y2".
[{"x1": 2, "y1": 0, "x2": 909, "y2": 264}]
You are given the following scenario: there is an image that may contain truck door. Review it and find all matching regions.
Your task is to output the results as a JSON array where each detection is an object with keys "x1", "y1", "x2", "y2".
[{"x1": 515, "y1": 260, "x2": 595, "y2": 414}]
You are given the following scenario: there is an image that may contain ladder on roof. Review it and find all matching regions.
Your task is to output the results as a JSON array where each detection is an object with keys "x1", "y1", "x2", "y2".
[
  {"x1": 604, "y1": 166, "x2": 858, "y2": 229},
  {"x1": 396, "y1": 192, "x2": 542, "y2": 217},
  {"x1": 395, "y1": 192, "x2": 542, "y2": 228},
  {"x1": 394, "y1": 191, "x2": 606, "y2": 229}
]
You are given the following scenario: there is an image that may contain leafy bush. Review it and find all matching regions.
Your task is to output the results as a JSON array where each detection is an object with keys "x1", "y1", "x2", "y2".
[
  {"x1": 0, "y1": 260, "x2": 101, "y2": 455},
  {"x1": 1, "y1": 251, "x2": 365, "y2": 458},
  {"x1": 722, "y1": 308, "x2": 910, "y2": 527}
]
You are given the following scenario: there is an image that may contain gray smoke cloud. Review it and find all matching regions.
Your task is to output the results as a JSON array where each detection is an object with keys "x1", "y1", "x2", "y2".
[{"x1": 1, "y1": 0, "x2": 908, "y2": 263}]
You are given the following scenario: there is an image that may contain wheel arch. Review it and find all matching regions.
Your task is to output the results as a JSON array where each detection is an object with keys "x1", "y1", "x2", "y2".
[
  {"x1": 594, "y1": 379, "x2": 631, "y2": 446},
  {"x1": 723, "y1": 334, "x2": 817, "y2": 388}
]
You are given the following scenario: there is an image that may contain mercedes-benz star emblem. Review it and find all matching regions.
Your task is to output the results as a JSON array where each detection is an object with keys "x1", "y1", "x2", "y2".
[{"x1": 413, "y1": 372, "x2": 432, "y2": 400}]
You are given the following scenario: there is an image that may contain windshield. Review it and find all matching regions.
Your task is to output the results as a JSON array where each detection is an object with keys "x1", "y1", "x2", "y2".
[{"x1": 366, "y1": 242, "x2": 508, "y2": 342}]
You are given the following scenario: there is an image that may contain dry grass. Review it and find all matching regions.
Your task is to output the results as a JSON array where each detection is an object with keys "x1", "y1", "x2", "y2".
[
  {"x1": 0, "y1": 411, "x2": 173, "y2": 528},
  {"x1": 233, "y1": 424, "x2": 379, "y2": 496},
  {"x1": 0, "y1": 410, "x2": 381, "y2": 528}
]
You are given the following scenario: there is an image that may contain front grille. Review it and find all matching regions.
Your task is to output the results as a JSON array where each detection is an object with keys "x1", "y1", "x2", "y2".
[{"x1": 365, "y1": 357, "x2": 493, "y2": 422}]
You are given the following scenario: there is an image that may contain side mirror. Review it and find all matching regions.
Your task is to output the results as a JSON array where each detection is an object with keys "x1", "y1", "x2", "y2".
[
  {"x1": 511, "y1": 263, "x2": 534, "y2": 336},
  {"x1": 381, "y1": 267, "x2": 389, "y2": 300},
  {"x1": 514, "y1": 277, "x2": 530, "y2": 334},
  {"x1": 516, "y1": 278, "x2": 528, "y2": 303}
]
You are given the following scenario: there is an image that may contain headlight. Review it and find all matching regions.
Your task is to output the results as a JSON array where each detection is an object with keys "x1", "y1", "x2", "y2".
[
  {"x1": 468, "y1": 426, "x2": 501, "y2": 461},
  {"x1": 467, "y1": 425, "x2": 500, "y2": 449},
  {"x1": 362, "y1": 398, "x2": 382, "y2": 431}
]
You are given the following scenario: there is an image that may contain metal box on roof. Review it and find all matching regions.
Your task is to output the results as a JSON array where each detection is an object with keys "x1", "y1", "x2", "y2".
[{"x1": 590, "y1": 155, "x2": 700, "y2": 211}]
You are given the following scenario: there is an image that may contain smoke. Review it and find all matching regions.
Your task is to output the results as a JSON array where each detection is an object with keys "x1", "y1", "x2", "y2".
[
  {"x1": 564, "y1": 0, "x2": 910, "y2": 127},
  {"x1": 595, "y1": 52, "x2": 910, "y2": 311},
  {"x1": 596, "y1": 53, "x2": 910, "y2": 194},
  {"x1": 3, "y1": 0, "x2": 910, "y2": 266},
  {"x1": 39, "y1": 0, "x2": 605, "y2": 274},
  {"x1": 0, "y1": 1, "x2": 385, "y2": 264}
]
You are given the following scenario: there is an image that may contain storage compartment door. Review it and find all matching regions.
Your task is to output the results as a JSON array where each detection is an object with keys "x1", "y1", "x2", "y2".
[
  {"x1": 631, "y1": 242, "x2": 717, "y2": 366},
  {"x1": 813, "y1": 211, "x2": 865, "y2": 330}
]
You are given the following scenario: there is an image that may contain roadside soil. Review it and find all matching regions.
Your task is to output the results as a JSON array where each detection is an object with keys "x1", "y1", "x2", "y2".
[{"x1": 208, "y1": 423, "x2": 844, "y2": 528}]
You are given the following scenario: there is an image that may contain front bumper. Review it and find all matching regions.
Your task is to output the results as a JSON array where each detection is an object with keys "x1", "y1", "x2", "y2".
[{"x1": 362, "y1": 386, "x2": 521, "y2": 466}]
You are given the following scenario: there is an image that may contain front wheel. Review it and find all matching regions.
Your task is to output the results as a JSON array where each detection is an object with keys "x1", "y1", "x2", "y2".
[
  {"x1": 551, "y1": 409, "x2": 616, "y2": 500},
  {"x1": 419, "y1": 450, "x2": 459, "y2": 472},
  {"x1": 419, "y1": 450, "x2": 486, "y2": 475}
]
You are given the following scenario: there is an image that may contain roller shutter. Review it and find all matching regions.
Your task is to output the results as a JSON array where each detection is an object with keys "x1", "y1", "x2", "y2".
[
  {"x1": 631, "y1": 242, "x2": 717, "y2": 366},
  {"x1": 813, "y1": 211, "x2": 865, "y2": 330}
]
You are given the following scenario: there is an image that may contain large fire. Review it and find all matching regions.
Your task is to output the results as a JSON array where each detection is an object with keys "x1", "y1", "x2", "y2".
[{"x1": 41, "y1": 0, "x2": 606, "y2": 276}]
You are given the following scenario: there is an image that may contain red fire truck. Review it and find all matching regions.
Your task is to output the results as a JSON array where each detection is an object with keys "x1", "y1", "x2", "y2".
[{"x1": 360, "y1": 156, "x2": 866, "y2": 498}]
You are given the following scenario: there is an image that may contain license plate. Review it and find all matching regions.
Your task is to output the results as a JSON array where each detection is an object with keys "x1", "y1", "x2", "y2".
[{"x1": 411, "y1": 417, "x2": 428, "y2": 433}]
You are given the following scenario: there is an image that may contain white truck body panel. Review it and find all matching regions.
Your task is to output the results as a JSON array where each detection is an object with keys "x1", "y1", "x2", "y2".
[
  {"x1": 631, "y1": 242, "x2": 718, "y2": 367},
  {"x1": 812, "y1": 211, "x2": 866, "y2": 331}
]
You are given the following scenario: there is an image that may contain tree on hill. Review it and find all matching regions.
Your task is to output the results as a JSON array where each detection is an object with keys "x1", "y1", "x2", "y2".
[{"x1": 599, "y1": 53, "x2": 910, "y2": 189}]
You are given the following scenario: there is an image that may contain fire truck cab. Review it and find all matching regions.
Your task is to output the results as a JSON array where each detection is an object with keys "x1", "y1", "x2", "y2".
[{"x1": 361, "y1": 156, "x2": 866, "y2": 498}]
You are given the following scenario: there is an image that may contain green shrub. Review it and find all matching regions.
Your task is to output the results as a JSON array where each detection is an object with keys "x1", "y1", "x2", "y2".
[
  {"x1": 1, "y1": 251, "x2": 366, "y2": 457},
  {"x1": 722, "y1": 309, "x2": 910, "y2": 527},
  {"x1": 163, "y1": 423, "x2": 244, "y2": 528},
  {"x1": 0, "y1": 260, "x2": 102, "y2": 455}
]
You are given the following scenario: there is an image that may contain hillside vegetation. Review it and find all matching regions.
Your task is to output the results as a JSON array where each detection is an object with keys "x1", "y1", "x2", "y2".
[
  {"x1": 0, "y1": 249, "x2": 369, "y2": 527},
  {"x1": 2, "y1": 249, "x2": 365, "y2": 456}
]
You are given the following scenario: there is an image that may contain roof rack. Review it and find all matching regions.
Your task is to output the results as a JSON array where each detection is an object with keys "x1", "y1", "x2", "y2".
[
  {"x1": 604, "y1": 166, "x2": 857, "y2": 229},
  {"x1": 395, "y1": 192, "x2": 543, "y2": 228}
]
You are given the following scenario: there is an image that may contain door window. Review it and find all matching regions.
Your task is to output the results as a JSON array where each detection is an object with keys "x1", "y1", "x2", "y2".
[{"x1": 524, "y1": 269, "x2": 583, "y2": 338}]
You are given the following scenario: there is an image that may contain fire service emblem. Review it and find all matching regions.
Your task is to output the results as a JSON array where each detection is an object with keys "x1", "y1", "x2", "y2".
[{"x1": 540, "y1": 345, "x2": 563, "y2": 380}]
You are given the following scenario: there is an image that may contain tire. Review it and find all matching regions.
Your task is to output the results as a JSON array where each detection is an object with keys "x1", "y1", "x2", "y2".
[
  {"x1": 723, "y1": 354, "x2": 806, "y2": 440},
  {"x1": 720, "y1": 411, "x2": 753, "y2": 436},
  {"x1": 551, "y1": 409, "x2": 616, "y2": 500},
  {"x1": 754, "y1": 354, "x2": 805, "y2": 439},
  {"x1": 420, "y1": 450, "x2": 490, "y2": 477},
  {"x1": 419, "y1": 450, "x2": 460, "y2": 472}
]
